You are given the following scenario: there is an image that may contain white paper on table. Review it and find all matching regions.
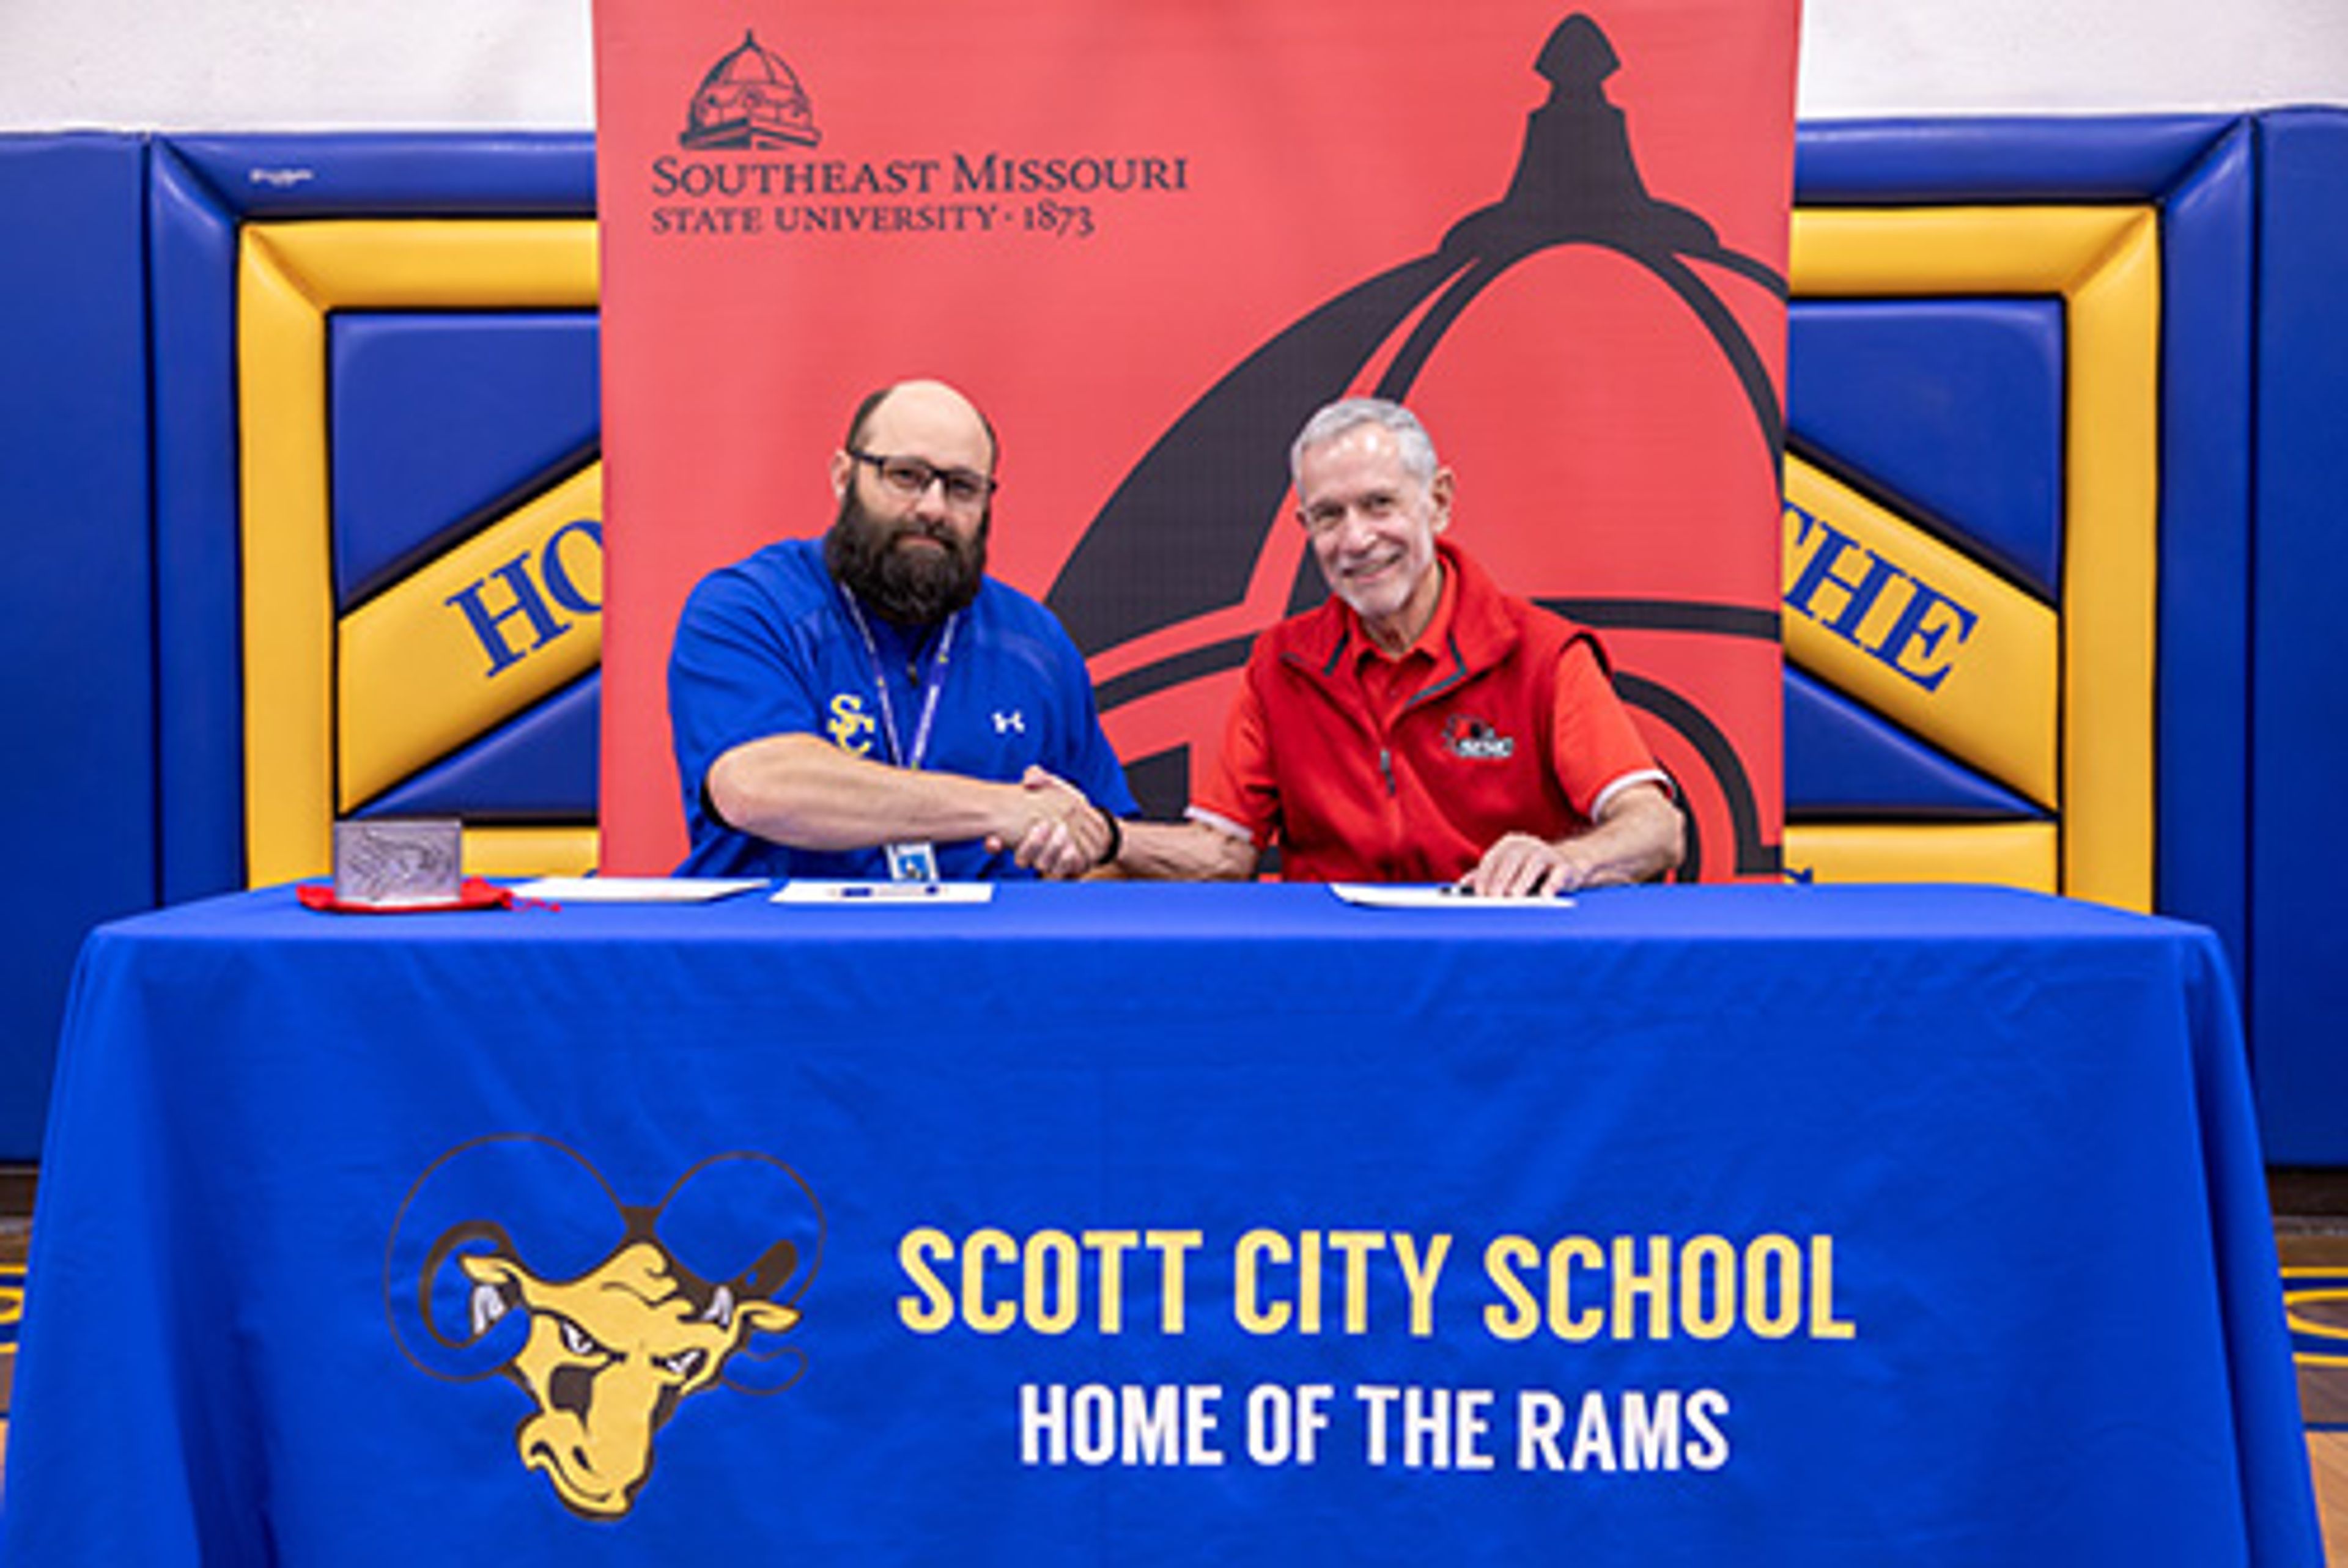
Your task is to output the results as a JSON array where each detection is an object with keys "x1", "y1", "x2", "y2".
[
  {"x1": 772, "y1": 880, "x2": 995, "y2": 905},
  {"x1": 1329, "y1": 883, "x2": 1575, "y2": 910},
  {"x1": 512, "y1": 877, "x2": 769, "y2": 904}
]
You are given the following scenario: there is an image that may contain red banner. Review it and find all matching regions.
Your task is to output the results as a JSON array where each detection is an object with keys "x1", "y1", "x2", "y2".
[{"x1": 594, "y1": 0, "x2": 1798, "y2": 877}]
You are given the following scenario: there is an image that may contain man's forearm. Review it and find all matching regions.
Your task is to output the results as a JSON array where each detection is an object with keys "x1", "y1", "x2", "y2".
[
  {"x1": 1557, "y1": 787, "x2": 1685, "y2": 888},
  {"x1": 1463, "y1": 784, "x2": 1685, "y2": 897},
  {"x1": 707, "y1": 734, "x2": 1032, "y2": 852},
  {"x1": 1112, "y1": 819, "x2": 1260, "y2": 880}
]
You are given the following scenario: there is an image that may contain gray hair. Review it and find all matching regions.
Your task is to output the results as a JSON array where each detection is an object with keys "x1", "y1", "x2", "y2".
[{"x1": 1289, "y1": 397, "x2": 1441, "y2": 488}]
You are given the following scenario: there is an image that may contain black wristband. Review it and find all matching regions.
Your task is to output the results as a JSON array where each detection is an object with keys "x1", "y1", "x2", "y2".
[{"x1": 1097, "y1": 810, "x2": 1124, "y2": 867}]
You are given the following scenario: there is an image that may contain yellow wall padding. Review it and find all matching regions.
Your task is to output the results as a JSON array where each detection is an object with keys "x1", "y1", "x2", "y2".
[
  {"x1": 1783, "y1": 823, "x2": 2059, "y2": 894},
  {"x1": 463, "y1": 826, "x2": 601, "y2": 879},
  {"x1": 1789, "y1": 205, "x2": 2158, "y2": 911},
  {"x1": 238, "y1": 235, "x2": 334, "y2": 888},
  {"x1": 338, "y1": 468, "x2": 603, "y2": 811},
  {"x1": 238, "y1": 220, "x2": 599, "y2": 885},
  {"x1": 1783, "y1": 458, "x2": 2059, "y2": 809}
]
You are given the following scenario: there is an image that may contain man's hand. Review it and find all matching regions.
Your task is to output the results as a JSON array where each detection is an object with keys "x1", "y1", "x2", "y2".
[
  {"x1": 989, "y1": 766, "x2": 1115, "y2": 879},
  {"x1": 1463, "y1": 832, "x2": 1584, "y2": 898},
  {"x1": 1462, "y1": 783, "x2": 1685, "y2": 897}
]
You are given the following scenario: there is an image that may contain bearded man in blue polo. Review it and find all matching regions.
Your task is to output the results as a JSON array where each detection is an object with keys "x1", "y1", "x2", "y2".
[{"x1": 669, "y1": 378, "x2": 1134, "y2": 881}]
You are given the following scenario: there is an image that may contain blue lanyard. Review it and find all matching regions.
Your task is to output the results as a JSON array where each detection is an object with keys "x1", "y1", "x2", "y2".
[{"x1": 840, "y1": 589, "x2": 959, "y2": 772}]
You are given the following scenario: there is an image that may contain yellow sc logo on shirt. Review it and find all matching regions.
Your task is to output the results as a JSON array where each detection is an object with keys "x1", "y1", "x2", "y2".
[{"x1": 825, "y1": 693, "x2": 876, "y2": 756}]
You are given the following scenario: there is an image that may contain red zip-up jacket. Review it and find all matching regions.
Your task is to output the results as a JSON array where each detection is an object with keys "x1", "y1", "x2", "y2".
[{"x1": 1195, "y1": 542, "x2": 1660, "y2": 883}]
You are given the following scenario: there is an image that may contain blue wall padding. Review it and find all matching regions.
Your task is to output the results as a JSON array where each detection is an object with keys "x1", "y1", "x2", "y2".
[
  {"x1": 331, "y1": 312, "x2": 602, "y2": 608},
  {"x1": 1784, "y1": 668, "x2": 2045, "y2": 821},
  {"x1": 1788, "y1": 298, "x2": 2066, "y2": 600},
  {"x1": 0, "y1": 135, "x2": 156, "y2": 1160},
  {"x1": 2155, "y1": 123, "x2": 2255, "y2": 1007},
  {"x1": 164, "y1": 132, "x2": 594, "y2": 216},
  {"x1": 146, "y1": 133, "x2": 598, "y2": 910},
  {"x1": 0, "y1": 120, "x2": 2336, "y2": 1166},
  {"x1": 361, "y1": 674, "x2": 602, "y2": 821},
  {"x1": 150, "y1": 141, "x2": 249, "y2": 905},
  {"x1": 1796, "y1": 115, "x2": 2236, "y2": 202},
  {"x1": 2250, "y1": 109, "x2": 2348, "y2": 1163}
]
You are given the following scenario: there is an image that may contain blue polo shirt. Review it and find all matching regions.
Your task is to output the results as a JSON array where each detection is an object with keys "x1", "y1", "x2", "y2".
[{"x1": 669, "y1": 537, "x2": 1137, "y2": 879}]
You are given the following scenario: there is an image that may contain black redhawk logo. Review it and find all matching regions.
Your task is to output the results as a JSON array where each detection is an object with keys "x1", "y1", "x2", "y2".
[
  {"x1": 681, "y1": 29, "x2": 822, "y2": 150},
  {"x1": 386, "y1": 1136, "x2": 824, "y2": 1519}
]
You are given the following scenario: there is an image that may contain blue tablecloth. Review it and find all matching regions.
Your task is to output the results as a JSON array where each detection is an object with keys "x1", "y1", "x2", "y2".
[{"x1": 0, "y1": 883, "x2": 2320, "y2": 1564}]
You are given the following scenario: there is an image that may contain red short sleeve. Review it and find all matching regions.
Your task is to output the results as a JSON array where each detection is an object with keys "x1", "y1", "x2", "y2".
[
  {"x1": 1190, "y1": 670, "x2": 1280, "y2": 847},
  {"x1": 1550, "y1": 639, "x2": 1666, "y2": 820}
]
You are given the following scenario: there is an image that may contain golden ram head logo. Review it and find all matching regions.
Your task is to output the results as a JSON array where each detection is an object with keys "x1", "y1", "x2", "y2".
[{"x1": 386, "y1": 1136, "x2": 824, "y2": 1519}]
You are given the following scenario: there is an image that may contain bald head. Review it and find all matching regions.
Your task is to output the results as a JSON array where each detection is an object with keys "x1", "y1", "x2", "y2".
[{"x1": 843, "y1": 378, "x2": 999, "y2": 473}]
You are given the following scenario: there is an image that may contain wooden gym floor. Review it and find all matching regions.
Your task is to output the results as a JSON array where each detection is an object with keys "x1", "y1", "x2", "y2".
[
  {"x1": 4, "y1": 1165, "x2": 2347, "y2": 1556},
  {"x1": 2273, "y1": 1169, "x2": 2348, "y2": 1562}
]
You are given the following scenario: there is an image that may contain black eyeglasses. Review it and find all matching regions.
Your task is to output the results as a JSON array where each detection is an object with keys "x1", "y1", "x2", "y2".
[{"x1": 847, "y1": 449, "x2": 997, "y2": 510}]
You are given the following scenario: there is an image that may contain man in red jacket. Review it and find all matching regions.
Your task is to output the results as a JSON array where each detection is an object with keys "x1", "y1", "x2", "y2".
[{"x1": 1116, "y1": 397, "x2": 1683, "y2": 896}]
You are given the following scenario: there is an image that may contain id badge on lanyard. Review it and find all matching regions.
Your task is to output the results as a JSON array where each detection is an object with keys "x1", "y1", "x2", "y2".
[
  {"x1": 844, "y1": 591, "x2": 958, "y2": 884},
  {"x1": 884, "y1": 842, "x2": 941, "y2": 883}
]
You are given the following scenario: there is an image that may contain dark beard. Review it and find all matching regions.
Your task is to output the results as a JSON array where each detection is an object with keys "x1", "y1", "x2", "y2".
[{"x1": 823, "y1": 487, "x2": 989, "y2": 626}]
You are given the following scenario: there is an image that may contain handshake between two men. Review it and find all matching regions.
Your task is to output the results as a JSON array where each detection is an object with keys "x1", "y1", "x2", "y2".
[{"x1": 668, "y1": 378, "x2": 1683, "y2": 899}]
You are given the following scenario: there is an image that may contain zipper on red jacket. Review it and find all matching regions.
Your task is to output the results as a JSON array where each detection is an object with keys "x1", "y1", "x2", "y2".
[{"x1": 1379, "y1": 746, "x2": 1397, "y2": 796}]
